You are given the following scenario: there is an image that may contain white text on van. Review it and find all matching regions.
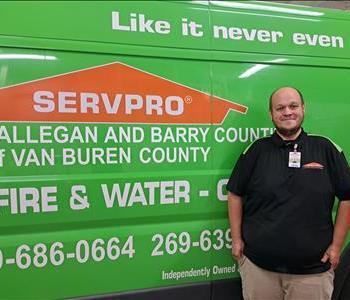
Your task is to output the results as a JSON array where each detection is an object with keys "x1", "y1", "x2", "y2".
[{"x1": 33, "y1": 91, "x2": 185, "y2": 116}]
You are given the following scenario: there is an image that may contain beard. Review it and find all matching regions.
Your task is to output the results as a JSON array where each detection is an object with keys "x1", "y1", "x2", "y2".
[{"x1": 273, "y1": 118, "x2": 304, "y2": 138}]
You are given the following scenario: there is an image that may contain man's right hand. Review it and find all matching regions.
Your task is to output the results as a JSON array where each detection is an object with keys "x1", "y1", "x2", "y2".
[{"x1": 231, "y1": 239, "x2": 244, "y2": 260}]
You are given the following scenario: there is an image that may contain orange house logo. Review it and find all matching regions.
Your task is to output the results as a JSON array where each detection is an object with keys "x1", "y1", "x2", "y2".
[{"x1": 0, "y1": 62, "x2": 248, "y2": 124}]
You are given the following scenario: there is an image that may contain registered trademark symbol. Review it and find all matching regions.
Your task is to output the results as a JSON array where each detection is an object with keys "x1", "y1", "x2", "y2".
[{"x1": 185, "y1": 96, "x2": 192, "y2": 104}]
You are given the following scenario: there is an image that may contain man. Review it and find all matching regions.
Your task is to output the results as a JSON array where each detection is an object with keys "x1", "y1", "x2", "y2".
[{"x1": 227, "y1": 87, "x2": 350, "y2": 300}]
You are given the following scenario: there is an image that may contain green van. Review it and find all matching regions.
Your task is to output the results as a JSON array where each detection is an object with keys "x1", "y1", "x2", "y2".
[{"x1": 0, "y1": 1, "x2": 350, "y2": 299}]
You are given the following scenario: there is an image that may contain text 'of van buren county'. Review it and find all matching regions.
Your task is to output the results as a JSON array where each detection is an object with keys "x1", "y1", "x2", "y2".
[
  {"x1": 0, "y1": 125, "x2": 273, "y2": 167},
  {"x1": 111, "y1": 11, "x2": 345, "y2": 48},
  {"x1": 0, "y1": 126, "x2": 213, "y2": 167}
]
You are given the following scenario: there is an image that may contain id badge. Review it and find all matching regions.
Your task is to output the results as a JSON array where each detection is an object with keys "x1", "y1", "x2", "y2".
[{"x1": 289, "y1": 151, "x2": 301, "y2": 168}]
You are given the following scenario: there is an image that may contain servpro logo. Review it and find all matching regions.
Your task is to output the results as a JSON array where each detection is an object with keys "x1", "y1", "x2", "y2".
[
  {"x1": 0, "y1": 62, "x2": 248, "y2": 124},
  {"x1": 33, "y1": 92, "x2": 186, "y2": 116}
]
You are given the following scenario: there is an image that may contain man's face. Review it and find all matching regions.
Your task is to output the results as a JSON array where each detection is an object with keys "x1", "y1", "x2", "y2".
[{"x1": 270, "y1": 88, "x2": 305, "y2": 137}]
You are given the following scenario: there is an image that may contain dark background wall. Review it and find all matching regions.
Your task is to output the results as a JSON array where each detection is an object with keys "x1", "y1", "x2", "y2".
[{"x1": 275, "y1": 1, "x2": 350, "y2": 11}]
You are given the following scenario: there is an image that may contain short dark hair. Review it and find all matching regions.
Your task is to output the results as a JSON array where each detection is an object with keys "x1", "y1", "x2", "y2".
[{"x1": 269, "y1": 87, "x2": 304, "y2": 111}]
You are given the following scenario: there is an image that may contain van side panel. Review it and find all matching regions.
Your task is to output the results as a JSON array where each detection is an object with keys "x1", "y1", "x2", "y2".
[{"x1": 0, "y1": 1, "x2": 350, "y2": 299}]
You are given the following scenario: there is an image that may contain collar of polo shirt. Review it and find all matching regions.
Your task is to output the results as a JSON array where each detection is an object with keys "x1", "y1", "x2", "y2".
[{"x1": 271, "y1": 128, "x2": 307, "y2": 148}]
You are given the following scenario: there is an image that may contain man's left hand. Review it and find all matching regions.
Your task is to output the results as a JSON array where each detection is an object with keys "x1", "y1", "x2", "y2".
[{"x1": 321, "y1": 244, "x2": 341, "y2": 269}]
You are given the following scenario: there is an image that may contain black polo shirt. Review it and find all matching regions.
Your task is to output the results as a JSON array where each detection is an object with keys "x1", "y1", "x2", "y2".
[{"x1": 227, "y1": 129, "x2": 350, "y2": 274}]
